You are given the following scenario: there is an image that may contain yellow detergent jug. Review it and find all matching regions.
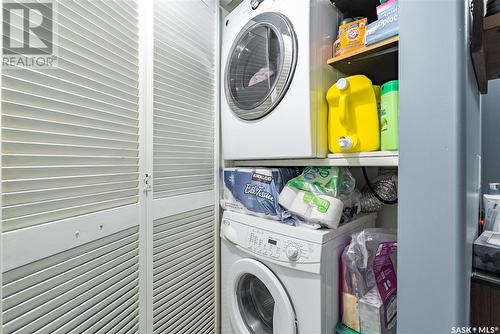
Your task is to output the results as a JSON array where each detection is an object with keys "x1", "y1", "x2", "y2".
[{"x1": 327, "y1": 75, "x2": 380, "y2": 153}]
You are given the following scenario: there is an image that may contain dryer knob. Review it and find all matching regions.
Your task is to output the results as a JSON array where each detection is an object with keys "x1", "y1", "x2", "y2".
[{"x1": 286, "y1": 245, "x2": 300, "y2": 261}]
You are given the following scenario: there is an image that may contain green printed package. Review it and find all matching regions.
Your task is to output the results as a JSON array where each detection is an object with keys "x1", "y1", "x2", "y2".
[
  {"x1": 286, "y1": 167, "x2": 355, "y2": 197},
  {"x1": 278, "y1": 167, "x2": 359, "y2": 228},
  {"x1": 303, "y1": 192, "x2": 331, "y2": 213}
]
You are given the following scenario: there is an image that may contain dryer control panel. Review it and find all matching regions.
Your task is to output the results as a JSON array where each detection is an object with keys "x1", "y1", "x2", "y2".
[{"x1": 222, "y1": 218, "x2": 323, "y2": 267}]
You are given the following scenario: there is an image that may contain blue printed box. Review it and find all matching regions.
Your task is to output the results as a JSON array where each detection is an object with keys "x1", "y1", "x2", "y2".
[{"x1": 365, "y1": 0, "x2": 399, "y2": 46}]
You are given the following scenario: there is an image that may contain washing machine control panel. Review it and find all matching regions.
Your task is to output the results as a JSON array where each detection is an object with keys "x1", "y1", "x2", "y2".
[{"x1": 246, "y1": 228, "x2": 321, "y2": 263}]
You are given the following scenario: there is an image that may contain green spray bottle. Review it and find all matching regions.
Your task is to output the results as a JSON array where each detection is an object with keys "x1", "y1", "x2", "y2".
[{"x1": 380, "y1": 80, "x2": 399, "y2": 151}]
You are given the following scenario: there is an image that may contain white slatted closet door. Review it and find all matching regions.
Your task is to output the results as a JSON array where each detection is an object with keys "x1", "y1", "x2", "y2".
[
  {"x1": 151, "y1": 1, "x2": 217, "y2": 333},
  {"x1": 1, "y1": 1, "x2": 145, "y2": 333}
]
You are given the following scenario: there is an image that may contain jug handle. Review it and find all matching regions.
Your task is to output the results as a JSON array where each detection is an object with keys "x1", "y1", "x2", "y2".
[{"x1": 338, "y1": 95, "x2": 348, "y2": 126}]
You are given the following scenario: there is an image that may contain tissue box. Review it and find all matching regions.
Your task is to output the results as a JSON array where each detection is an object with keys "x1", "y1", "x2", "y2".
[
  {"x1": 221, "y1": 168, "x2": 299, "y2": 223},
  {"x1": 359, "y1": 288, "x2": 397, "y2": 334},
  {"x1": 359, "y1": 288, "x2": 384, "y2": 334},
  {"x1": 473, "y1": 231, "x2": 500, "y2": 274}
]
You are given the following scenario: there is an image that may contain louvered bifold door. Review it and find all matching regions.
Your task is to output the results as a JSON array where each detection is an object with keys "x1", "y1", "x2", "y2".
[
  {"x1": 151, "y1": 0, "x2": 217, "y2": 333},
  {"x1": 1, "y1": 1, "x2": 145, "y2": 333}
]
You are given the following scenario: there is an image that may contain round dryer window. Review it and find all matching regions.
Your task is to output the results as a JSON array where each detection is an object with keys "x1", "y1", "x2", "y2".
[{"x1": 225, "y1": 12, "x2": 297, "y2": 121}]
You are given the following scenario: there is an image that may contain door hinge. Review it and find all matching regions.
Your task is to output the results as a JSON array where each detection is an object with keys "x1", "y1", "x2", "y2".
[{"x1": 143, "y1": 173, "x2": 152, "y2": 194}]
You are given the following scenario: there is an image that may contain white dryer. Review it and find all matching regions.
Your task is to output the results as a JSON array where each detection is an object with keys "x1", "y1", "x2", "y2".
[
  {"x1": 221, "y1": 0, "x2": 340, "y2": 160},
  {"x1": 221, "y1": 211, "x2": 376, "y2": 334}
]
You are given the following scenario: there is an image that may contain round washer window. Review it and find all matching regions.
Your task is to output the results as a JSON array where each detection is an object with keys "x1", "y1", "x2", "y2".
[
  {"x1": 225, "y1": 12, "x2": 297, "y2": 121},
  {"x1": 237, "y1": 274, "x2": 275, "y2": 334}
]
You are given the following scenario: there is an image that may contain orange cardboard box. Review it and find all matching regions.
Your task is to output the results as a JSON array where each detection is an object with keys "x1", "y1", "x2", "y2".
[{"x1": 333, "y1": 18, "x2": 367, "y2": 57}]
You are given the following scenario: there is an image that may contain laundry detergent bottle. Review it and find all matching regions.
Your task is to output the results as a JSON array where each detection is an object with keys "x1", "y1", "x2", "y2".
[
  {"x1": 327, "y1": 75, "x2": 380, "y2": 153},
  {"x1": 380, "y1": 80, "x2": 399, "y2": 151}
]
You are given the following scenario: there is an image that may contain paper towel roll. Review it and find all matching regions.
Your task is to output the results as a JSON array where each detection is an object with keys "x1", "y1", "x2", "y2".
[
  {"x1": 289, "y1": 191, "x2": 312, "y2": 219},
  {"x1": 309, "y1": 195, "x2": 344, "y2": 229},
  {"x1": 280, "y1": 186, "x2": 345, "y2": 228},
  {"x1": 278, "y1": 185, "x2": 297, "y2": 210}
]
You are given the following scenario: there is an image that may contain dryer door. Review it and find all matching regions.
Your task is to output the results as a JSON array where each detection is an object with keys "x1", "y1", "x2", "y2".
[
  {"x1": 225, "y1": 12, "x2": 297, "y2": 121},
  {"x1": 228, "y1": 258, "x2": 297, "y2": 334}
]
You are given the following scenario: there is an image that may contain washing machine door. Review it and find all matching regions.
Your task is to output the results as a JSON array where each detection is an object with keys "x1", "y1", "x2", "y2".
[
  {"x1": 225, "y1": 12, "x2": 297, "y2": 121},
  {"x1": 228, "y1": 258, "x2": 297, "y2": 334}
]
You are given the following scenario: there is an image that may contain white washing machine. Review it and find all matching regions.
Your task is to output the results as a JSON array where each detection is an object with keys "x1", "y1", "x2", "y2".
[
  {"x1": 221, "y1": 211, "x2": 376, "y2": 334},
  {"x1": 221, "y1": 0, "x2": 340, "y2": 160}
]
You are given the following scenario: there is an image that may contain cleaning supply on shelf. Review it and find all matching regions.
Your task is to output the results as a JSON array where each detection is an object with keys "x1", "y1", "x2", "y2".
[
  {"x1": 483, "y1": 182, "x2": 500, "y2": 231},
  {"x1": 340, "y1": 18, "x2": 355, "y2": 26},
  {"x1": 358, "y1": 242, "x2": 398, "y2": 334},
  {"x1": 474, "y1": 231, "x2": 500, "y2": 274},
  {"x1": 278, "y1": 167, "x2": 359, "y2": 229},
  {"x1": 365, "y1": 0, "x2": 399, "y2": 46},
  {"x1": 340, "y1": 229, "x2": 397, "y2": 333},
  {"x1": 334, "y1": 18, "x2": 367, "y2": 57},
  {"x1": 380, "y1": 80, "x2": 399, "y2": 151},
  {"x1": 333, "y1": 38, "x2": 342, "y2": 58},
  {"x1": 327, "y1": 75, "x2": 380, "y2": 153},
  {"x1": 377, "y1": 0, "x2": 399, "y2": 19},
  {"x1": 222, "y1": 167, "x2": 299, "y2": 224}
]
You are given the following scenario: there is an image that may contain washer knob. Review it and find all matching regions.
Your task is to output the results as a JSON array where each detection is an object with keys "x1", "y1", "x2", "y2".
[{"x1": 286, "y1": 245, "x2": 300, "y2": 261}]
